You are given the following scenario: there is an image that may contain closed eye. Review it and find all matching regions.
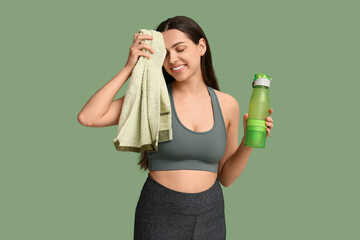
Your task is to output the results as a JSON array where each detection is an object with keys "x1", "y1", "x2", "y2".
[{"x1": 165, "y1": 49, "x2": 185, "y2": 57}]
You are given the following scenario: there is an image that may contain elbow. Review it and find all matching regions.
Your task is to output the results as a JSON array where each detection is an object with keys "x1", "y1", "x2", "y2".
[
  {"x1": 222, "y1": 182, "x2": 231, "y2": 188},
  {"x1": 219, "y1": 175, "x2": 233, "y2": 188},
  {"x1": 218, "y1": 170, "x2": 231, "y2": 187},
  {"x1": 218, "y1": 176, "x2": 231, "y2": 188},
  {"x1": 220, "y1": 182, "x2": 230, "y2": 188},
  {"x1": 77, "y1": 113, "x2": 92, "y2": 127}
]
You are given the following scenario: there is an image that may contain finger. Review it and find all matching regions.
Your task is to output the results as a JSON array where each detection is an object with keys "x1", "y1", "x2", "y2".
[
  {"x1": 266, "y1": 117, "x2": 273, "y2": 123},
  {"x1": 134, "y1": 34, "x2": 153, "y2": 45},
  {"x1": 138, "y1": 43, "x2": 155, "y2": 53},
  {"x1": 266, "y1": 122, "x2": 273, "y2": 129},
  {"x1": 269, "y1": 108, "x2": 273, "y2": 115},
  {"x1": 137, "y1": 34, "x2": 154, "y2": 40},
  {"x1": 133, "y1": 33, "x2": 139, "y2": 40},
  {"x1": 138, "y1": 50, "x2": 151, "y2": 60}
]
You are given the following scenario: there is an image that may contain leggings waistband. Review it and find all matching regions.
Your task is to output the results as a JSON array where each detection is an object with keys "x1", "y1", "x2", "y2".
[{"x1": 138, "y1": 173, "x2": 224, "y2": 215}]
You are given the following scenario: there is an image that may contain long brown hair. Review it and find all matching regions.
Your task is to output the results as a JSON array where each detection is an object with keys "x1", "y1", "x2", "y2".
[{"x1": 137, "y1": 15, "x2": 221, "y2": 171}]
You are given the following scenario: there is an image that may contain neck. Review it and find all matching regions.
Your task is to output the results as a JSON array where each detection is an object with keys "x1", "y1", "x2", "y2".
[{"x1": 172, "y1": 69, "x2": 208, "y2": 98}]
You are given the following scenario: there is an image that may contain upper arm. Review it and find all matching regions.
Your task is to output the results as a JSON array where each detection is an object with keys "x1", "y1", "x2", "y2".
[
  {"x1": 217, "y1": 94, "x2": 240, "y2": 179},
  {"x1": 86, "y1": 95, "x2": 126, "y2": 127}
]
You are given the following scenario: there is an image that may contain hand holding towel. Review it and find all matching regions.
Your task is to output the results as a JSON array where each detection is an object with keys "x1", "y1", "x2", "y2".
[{"x1": 113, "y1": 29, "x2": 173, "y2": 153}]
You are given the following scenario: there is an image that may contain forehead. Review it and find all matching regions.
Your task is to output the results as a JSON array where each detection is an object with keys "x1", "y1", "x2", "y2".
[{"x1": 161, "y1": 29, "x2": 189, "y2": 50}]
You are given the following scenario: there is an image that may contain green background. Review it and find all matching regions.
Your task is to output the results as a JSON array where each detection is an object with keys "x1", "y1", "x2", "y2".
[{"x1": 1, "y1": 0, "x2": 359, "y2": 239}]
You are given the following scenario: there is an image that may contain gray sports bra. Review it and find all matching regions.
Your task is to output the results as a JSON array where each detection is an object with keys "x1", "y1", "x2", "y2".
[{"x1": 147, "y1": 81, "x2": 227, "y2": 173}]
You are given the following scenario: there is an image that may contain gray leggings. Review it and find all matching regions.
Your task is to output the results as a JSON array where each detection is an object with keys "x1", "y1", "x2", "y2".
[{"x1": 134, "y1": 173, "x2": 226, "y2": 240}]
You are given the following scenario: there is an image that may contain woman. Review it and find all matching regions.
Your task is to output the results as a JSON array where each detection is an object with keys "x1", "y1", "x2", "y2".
[{"x1": 78, "y1": 16, "x2": 274, "y2": 240}]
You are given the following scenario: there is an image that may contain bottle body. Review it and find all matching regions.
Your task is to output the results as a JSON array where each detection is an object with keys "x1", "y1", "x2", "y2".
[{"x1": 245, "y1": 74, "x2": 271, "y2": 148}]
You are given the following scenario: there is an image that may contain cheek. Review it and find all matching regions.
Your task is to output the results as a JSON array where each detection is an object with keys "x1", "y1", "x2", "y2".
[
  {"x1": 162, "y1": 58, "x2": 169, "y2": 69},
  {"x1": 163, "y1": 62, "x2": 173, "y2": 75}
]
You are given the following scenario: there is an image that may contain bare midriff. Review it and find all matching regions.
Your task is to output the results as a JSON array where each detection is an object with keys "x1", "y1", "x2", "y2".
[{"x1": 149, "y1": 170, "x2": 218, "y2": 193}]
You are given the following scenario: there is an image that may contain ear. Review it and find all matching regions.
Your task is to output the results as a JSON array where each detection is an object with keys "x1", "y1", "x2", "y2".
[{"x1": 199, "y1": 38, "x2": 207, "y2": 56}]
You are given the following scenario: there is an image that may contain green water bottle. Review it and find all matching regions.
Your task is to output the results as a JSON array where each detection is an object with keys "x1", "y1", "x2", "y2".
[{"x1": 245, "y1": 73, "x2": 272, "y2": 148}]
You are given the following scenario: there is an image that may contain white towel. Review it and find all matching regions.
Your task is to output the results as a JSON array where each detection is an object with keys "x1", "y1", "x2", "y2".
[{"x1": 113, "y1": 29, "x2": 173, "y2": 153}]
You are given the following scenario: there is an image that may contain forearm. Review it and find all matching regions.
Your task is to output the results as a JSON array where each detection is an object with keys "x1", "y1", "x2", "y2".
[
  {"x1": 221, "y1": 136, "x2": 253, "y2": 187},
  {"x1": 78, "y1": 66, "x2": 132, "y2": 122}
]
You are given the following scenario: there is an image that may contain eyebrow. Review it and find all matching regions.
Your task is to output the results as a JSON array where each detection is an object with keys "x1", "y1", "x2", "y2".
[{"x1": 166, "y1": 41, "x2": 186, "y2": 51}]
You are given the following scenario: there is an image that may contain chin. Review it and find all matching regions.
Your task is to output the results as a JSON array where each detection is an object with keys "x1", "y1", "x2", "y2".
[{"x1": 172, "y1": 76, "x2": 188, "y2": 82}]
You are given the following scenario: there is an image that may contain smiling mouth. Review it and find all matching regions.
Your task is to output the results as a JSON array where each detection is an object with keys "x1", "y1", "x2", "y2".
[{"x1": 171, "y1": 65, "x2": 185, "y2": 72}]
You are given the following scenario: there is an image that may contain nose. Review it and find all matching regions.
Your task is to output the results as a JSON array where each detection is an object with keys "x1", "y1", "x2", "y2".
[{"x1": 168, "y1": 52, "x2": 179, "y2": 65}]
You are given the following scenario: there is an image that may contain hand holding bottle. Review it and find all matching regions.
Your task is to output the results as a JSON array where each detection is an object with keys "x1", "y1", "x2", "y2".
[{"x1": 243, "y1": 109, "x2": 274, "y2": 139}]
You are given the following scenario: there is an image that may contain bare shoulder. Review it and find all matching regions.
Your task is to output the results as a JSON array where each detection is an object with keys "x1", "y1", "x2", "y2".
[{"x1": 212, "y1": 89, "x2": 239, "y2": 131}]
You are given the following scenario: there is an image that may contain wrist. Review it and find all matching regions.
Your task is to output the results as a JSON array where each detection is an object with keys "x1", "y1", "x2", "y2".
[{"x1": 121, "y1": 65, "x2": 133, "y2": 76}]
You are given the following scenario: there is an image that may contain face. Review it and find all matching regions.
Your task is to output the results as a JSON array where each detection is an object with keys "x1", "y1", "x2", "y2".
[{"x1": 161, "y1": 29, "x2": 206, "y2": 81}]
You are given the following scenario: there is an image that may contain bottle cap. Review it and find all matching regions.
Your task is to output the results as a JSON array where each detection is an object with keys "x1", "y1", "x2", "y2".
[{"x1": 252, "y1": 73, "x2": 272, "y2": 88}]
